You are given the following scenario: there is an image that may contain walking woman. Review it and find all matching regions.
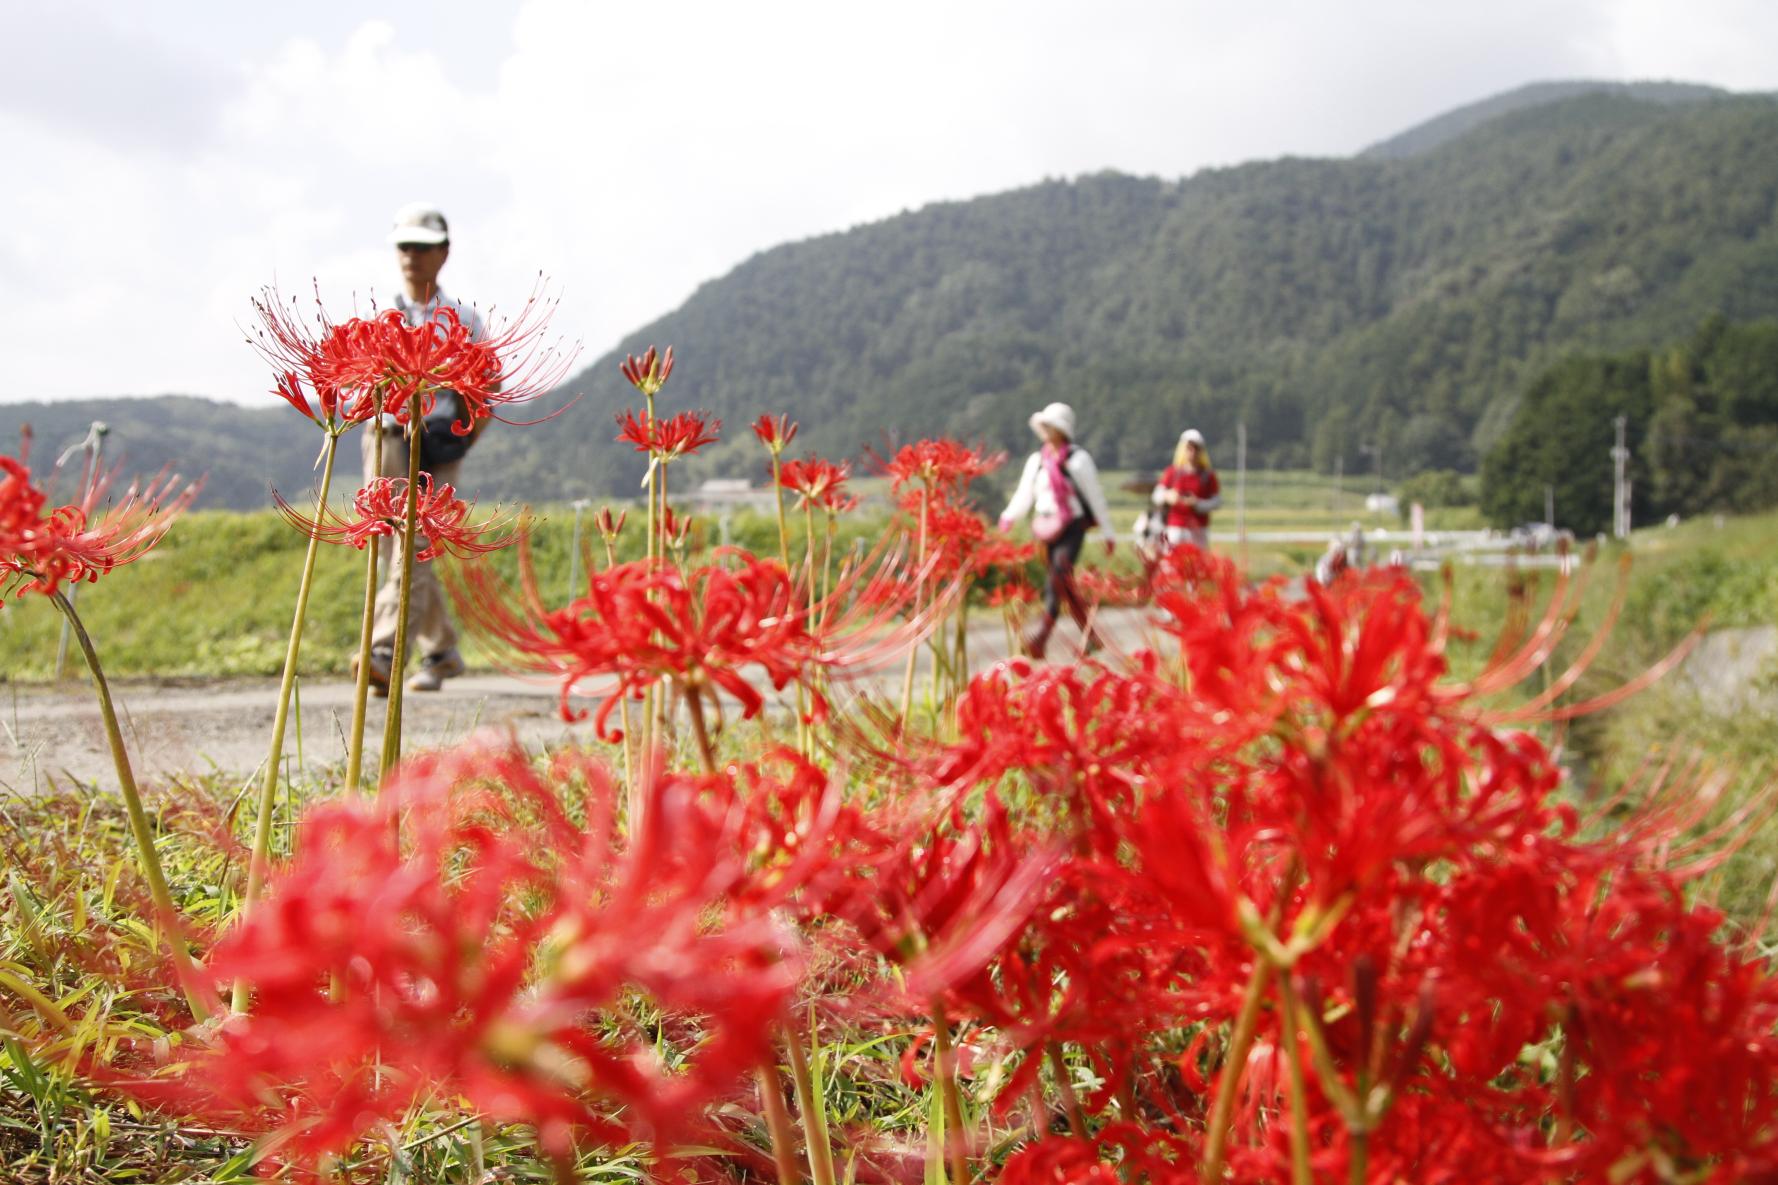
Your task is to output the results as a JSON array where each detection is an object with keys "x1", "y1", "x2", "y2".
[
  {"x1": 997, "y1": 402, "x2": 1117, "y2": 659},
  {"x1": 1153, "y1": 428, "x2": 1220, "y2": 552}
]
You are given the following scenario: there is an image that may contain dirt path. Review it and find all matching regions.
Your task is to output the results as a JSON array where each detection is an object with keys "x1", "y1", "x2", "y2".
[{"x1": 0, "y1": 609, "x2": 1158, "y2": 794}]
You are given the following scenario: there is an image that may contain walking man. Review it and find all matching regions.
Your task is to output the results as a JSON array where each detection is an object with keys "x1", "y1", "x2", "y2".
[{"x1": 358, "y1": 202, "x2": 487, "y2": 694}]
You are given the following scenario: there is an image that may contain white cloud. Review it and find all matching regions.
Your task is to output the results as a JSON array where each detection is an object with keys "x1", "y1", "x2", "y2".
[{"x1": 1, "y1": 0, "x2": 1774, "y2": 404}]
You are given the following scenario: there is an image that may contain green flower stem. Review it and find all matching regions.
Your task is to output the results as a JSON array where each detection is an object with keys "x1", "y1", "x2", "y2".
[
  {"x1": 343, "y1": 517, "x2": 381, "y2": 794},
  {"x1": 931, "y1": 998, "x2": 971, "y2": 1185},
  {"x1": 601, "y1": 533, "x2": 639, "y2": 823},
  {"x1": 378, "y1": 399, "x2": 425, "y2": 780},
  {"x1": 343, "y1": 426, "x2": 384, "y2": 795},
  {"x1": 797, "y1": 500, "x2": 820, "y2": 756},
  {"x1": 641, "y1": 393, "x2": 659, "y2": 773},
  {"x1": 1044, "y1": 1043, "x2": 1087, "y2": 1139},
  {"x1": 233, "y1": 428, "x2": 340, "y2": 1013},
  {"x1": 757, "y1": 1061, "x2": 803, "y2": 1185},
  {"x1": 1278, "y1": 975, "x2": 1314, "y2": 1185},
  {"x1": 769, "y1": 451, "x2": 790, "y2": 571},
  {"x1": 50, "y1": 590, "x2": 209, "y2": 1024},
  {"x1": 785, "y1": 1026, "x2": 837, "y2": 1185},
  {"x1": 899, "y1": 491, "x2": 931, "y2": 725},
  {"x1": 1201, "y1": 955, "x2": 1274, "y2": 1184},
  {"x1": 952, "y1": 602, "x2": 969, "y2": 706},
  {"x1": 686, "y1": 684, "x2": 718, "y2": 776}
]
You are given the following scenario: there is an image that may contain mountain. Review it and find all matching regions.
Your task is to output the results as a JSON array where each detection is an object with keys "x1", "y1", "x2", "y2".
[
  {"x1": 6, "y1": 81, "x2": 1778, "y2": 509},
  {"x1": 1359, "y1": 80, "x2": 1728, "y2": 159}
]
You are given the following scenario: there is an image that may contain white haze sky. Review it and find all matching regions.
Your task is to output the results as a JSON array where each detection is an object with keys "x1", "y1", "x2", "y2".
[{"x1": 3, "y1": 0, "x2": 1775, "y2": 404}]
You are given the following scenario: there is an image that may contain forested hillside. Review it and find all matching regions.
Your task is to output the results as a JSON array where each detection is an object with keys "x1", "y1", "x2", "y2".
[
  {"x1": 7, "y1": 83, "x2": 1777, "y2": 507},
  {"x1": 1481, "y1": 315, "x2": 1778, "y2": 534}
]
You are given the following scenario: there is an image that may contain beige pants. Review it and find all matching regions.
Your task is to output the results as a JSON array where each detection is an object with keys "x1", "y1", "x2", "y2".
[{"x1": 362, "y1": 427, "x2": 462, "y2": 661}]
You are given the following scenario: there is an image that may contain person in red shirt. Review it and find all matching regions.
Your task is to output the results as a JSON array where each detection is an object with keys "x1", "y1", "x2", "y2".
[{"x1": 1152, "y1": 428, "x2": 1221, "y2": 551}]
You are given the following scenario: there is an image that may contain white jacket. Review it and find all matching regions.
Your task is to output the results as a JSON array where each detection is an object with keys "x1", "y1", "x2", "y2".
[{"x1": 1000, "y1": 446, "x2": 1117, "y2": 543}]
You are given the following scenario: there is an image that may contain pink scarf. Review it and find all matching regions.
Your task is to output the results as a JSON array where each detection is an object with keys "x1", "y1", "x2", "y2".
[{"x1": 1042, "y1": 443, "x2": 1074, "y2": 525}]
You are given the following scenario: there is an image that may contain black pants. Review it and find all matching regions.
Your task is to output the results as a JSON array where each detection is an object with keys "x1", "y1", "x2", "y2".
[{"x1": 1042, "y1": 518, "x2": 1091, "y2": 620}]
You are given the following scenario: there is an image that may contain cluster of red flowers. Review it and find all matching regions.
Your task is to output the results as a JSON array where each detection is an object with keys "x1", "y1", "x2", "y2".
[
  {"x1": 779, "y1": 456, "x2": 856, "y2": 513},
  {"x1": 132, "y1": 740, "x2": 806, "y2": 1175},
  {"x1": 252, "y1": 285, "x2": 573, "y2": 432},
  {"x1": 616, "y1": 408, "x2": 722, "y2": 462},
  {"x1": 275, "y1": 473, "x2": 520, "y2": 562},
  {"x1": 45, "y1": 412, "x2": 1769, "y2": 1184},
  {"x1": 1, "y1": 430, "x2": 199, "y2": 601}
]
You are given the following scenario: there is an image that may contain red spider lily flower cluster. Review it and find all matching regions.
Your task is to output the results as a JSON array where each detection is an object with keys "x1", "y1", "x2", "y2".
[
  {"x1": 615, "y1": 408, "x2": 721, "y2": 462},
  {"x1": 752, "y1": 412, "x2": 798, "y2": 455},
  {"x1": 619, "y1": 344, "x2": 675, "y2": 395},
  {"x1": 121, "y1": 739, "x2": 801, "y2": 1177},
  {"x1": 901, "y1": 549, "x2": 1778, "y2": 1183},
  {"x1": 879, "y1": 439, "x2": 1004, "y2": 496},
  {"x1": 454, "y1": 540, "x2": 942, "y2": 737},
  {"x1": 274, "y1": 474, "x2": 520, "y2": 562},
  {"x1": 1, "y1": 431, "x2": 199, "y2": 601},
  {"x1": 251, "y1": 285, "x2": 575, "y2": 432},
  {"x1": 779, "y1": 456, "x2": 854, "y2": 512}
]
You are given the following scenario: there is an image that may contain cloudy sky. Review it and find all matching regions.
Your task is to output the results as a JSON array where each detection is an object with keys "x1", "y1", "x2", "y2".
[{"x1": 3, "y1": 0, "x2": 1775, "y2": 405}]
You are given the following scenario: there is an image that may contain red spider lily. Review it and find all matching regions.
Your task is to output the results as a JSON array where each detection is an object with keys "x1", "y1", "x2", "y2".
[
  {"x1": 250, "y1": 284, "x2": 576, "y2": 432},
  {"x1": 619, "y1": 344, "x2": 675, "y2": 395},
  {"x1": 752, "y1": 412, "x2": 798, "y2": 454},
  {"x1": 119, "y1": 738, "x2": 799, "y2": 1174},
  {"x1": 877, "y1": 438, "x2": 1004, "y2": 495},
  {"x1": 593, "y1": 506, "x2": 626, "y2": 544},
  {"x1": 779, "y1": 456, "x2": 853, "y2": 512},
  {"x1": 454, "y1": 537, "x2": 951, "y2": 736},
  {"x1": 273, "y1": 474, "x2": 520, "y2": 563},
  {"x1": 615, "y1": 408, "x2": 721, "y2": 461},
  {"x1": 986, "y1": 579, "x2": 1037, "y2": 609},
  {"x1": 1071, "y1": 565, "x2": 1145, "y2": 608},
  {"x1": 1, "y1": 433, "x2": 200, "y2": 601}
]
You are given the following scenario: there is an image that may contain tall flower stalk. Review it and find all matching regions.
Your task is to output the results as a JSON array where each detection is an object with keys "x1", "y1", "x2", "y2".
[
  {"x1": 343, "y1": 432, "x2": 383, "y2": 794},
  {"x1": 236, "y1": 427, "x2": 343, "y2": 1011},
  {"x1": 377, "y1": 394, "x2": 426, "y2": 780},
  {"x1": 2, "y1": 434, "x2": 206, "y2": 1020}
]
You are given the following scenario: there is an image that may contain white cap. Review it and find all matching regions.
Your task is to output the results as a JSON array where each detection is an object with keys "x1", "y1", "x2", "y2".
[
  {"x1": 388, "y1": 202, "x2": 450, "y2": 246},
  {"x1": 1028, "y1": 401, "x2": 1076, "y2": 440},
  {"x1": 1180, "y1": 428, "x2": 1205, "y2": 446}
]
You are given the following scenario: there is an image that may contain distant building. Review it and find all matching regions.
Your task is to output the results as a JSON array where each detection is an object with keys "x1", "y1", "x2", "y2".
[
  {"x1": 690, "y1": 479, "x2": 777, "y2": 512},
  {"x1": 1364, "y1": 492, "x2": 1399, "y2": 515}
]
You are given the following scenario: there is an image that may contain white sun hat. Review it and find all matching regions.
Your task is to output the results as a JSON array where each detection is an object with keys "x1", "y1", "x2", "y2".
[
  {"x1": 1181, "y1": 428, "x2": 1205, "y2": 446},
  {"x1": 388, "y1": 202, "x2": 450, "y2": 246},
  {"x1": 1028, "y1": 401, "x2": 1076, "y2": 440}
]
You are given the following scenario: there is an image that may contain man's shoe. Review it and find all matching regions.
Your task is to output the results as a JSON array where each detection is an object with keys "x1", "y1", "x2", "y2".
[
  {"x1": 352, "y1": 648, "x2": 394, "y2": 698},
  {"x1": 408, "y1": 648, "x2": 466, "y2": 692}
]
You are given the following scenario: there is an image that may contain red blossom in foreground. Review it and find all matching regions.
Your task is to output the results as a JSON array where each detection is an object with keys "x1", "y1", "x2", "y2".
[
  {"x1": 0, "y1": 431, "x2": 200, "y2": 601},
  {"x1": 250, "y1": 284, "x2": 576, "y2": 432},
  {"x1": 120, "y1": 740, "x2": 798, "y2": 1175},
  {"x1": 752, "y1": 412, "x2": 798, "y2": 454},
  {"x1": 615, "y1": 408, "x2": 720, "y2": 461},
  {"x1": 274, "y1": 474, "x2": 520, "y2": 562},
  {"x1": 619, "y1": 344, "x2": 675, "y2": 395}
]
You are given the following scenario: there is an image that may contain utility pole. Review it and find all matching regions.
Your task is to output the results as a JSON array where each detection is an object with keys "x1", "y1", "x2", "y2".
[
  {"x1": 1545, "y1": 484, "x2": 1555, "y2": 528},
  {"x1": 1333, "y1": 455, "x2": 1342, "y2": 512},
  {"x1": 1611, "y1": 415, "x2": 1629, "y2": 540}
]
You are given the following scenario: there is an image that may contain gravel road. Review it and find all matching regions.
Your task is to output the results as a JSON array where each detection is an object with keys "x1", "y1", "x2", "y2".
[{"x1": 0, "y1": 609, "x2": 1159, "y2": 794}]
